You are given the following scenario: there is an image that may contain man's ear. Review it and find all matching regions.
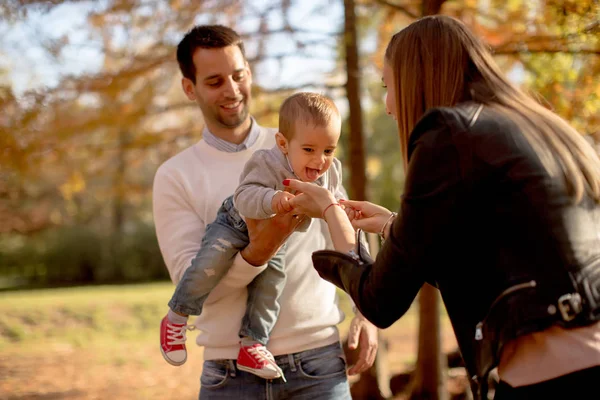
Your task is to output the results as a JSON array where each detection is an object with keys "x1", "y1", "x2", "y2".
[
  {"x1": 181, "y1": 77, "x2": 196, "y2": 101},
  {"x1": 275, "y1": 132, "x2": 288, "y2": 155}
]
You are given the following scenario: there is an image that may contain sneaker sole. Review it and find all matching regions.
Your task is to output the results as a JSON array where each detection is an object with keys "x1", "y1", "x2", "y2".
[
  {"x1": 237, "y1": 364, "x2": 281, "y2": 379},
  {"x1": 160, "y1": 346, "x2": 187, "y2": 367}
]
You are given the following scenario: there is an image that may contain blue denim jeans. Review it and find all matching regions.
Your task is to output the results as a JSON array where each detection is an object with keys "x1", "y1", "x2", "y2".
[
  {"x1": 199, "y1": 342, "x2": 352, "y2": 400},
  {"x1": 168, "y1": 195, "x2": 286, "y2": 344}
]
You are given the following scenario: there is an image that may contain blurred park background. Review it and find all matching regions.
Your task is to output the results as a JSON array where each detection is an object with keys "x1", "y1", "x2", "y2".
[{"x1": 0, "y1": 0, "x2": 598, "y2": 399}]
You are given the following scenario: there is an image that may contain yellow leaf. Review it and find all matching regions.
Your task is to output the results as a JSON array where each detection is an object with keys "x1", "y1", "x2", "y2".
[{"x1": 59, "y1": 172, "x2": 86, "y2": 200}]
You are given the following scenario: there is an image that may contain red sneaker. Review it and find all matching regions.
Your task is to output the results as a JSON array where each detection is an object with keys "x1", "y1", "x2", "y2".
[
  {"x1": 237, "y1": 343, "x2": 285, "y2": 381},
  {"x1": 160, "y1": 314, "x2": 194, "y2": 366}
]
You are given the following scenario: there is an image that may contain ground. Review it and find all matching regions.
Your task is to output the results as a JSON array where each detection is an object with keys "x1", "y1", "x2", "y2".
[
  {"x1": 0, "y1": 283, "x2": 458, "y2": 400},
  {"x1": 0, "y1": 326, "x2": 459, "y2": 400}
]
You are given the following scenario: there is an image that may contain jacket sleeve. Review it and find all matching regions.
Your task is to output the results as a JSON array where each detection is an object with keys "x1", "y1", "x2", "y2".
[{"x1": 314, "y1": 109, "x2": 464, "y2": 328}]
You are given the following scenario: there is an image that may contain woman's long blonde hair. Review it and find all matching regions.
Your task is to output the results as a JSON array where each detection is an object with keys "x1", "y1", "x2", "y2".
[{"x1": 385, "y1": 15, "x2": 600, "y2": 203}]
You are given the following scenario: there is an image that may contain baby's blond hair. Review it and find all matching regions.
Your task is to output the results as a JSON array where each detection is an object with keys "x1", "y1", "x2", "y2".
[{"x1": 278, "y1": 92, "x2": 340, "y2": 139}]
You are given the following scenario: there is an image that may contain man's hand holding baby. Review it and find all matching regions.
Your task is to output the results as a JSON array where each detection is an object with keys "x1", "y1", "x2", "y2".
[{"x1": 272, "y1": 191, "x2": 295, "y2": 214}]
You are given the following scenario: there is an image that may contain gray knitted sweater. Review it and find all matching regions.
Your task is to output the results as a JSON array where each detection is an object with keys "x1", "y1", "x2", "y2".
[{"x1": 233, "y1": 145, "x2": 345, "y2": 231}]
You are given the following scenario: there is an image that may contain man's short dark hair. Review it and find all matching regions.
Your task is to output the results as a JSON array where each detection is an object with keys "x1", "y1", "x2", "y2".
[{"x1": 176, "y1": 25, "x2": 246, "y2": 83}]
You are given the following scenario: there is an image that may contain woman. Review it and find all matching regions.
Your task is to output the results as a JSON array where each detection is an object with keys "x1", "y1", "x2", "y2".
[{"x1": 285, "y1": 15, "x2": 600, "y2": 400}]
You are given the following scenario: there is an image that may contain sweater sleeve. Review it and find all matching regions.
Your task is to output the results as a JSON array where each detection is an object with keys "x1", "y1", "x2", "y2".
[
  {"x1": 153, "y1": 162, "x2": 267, "y2": 286},
  {"x1": 233, "y1": 150, "x2": 282, "y2": 219},
  {"x1": 329, "y1": 158, "x2": 347, "y2": 201},
  {"x1": 152, "y1": 164, "x2": 208, "y2": 284}
]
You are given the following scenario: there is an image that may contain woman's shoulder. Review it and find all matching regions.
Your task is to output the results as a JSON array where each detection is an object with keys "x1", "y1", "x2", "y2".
[
  {"x1": 414, "y1": 102, "x2": 521, "y2": 146},
  {"x1": 408, "y1": 105, "x2": 466, "y2": 152},
  {"x1": 417, "y1": 102, "x2": 485, "y2": 132}
]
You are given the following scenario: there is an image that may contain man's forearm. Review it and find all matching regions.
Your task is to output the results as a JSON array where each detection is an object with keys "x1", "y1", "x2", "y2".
[
  {"x1": 242, "y1": 213, "x2": 302, "y2": 266},
  {"x1": 240, "y1": 243, "x2": 272, "y2": 266}
]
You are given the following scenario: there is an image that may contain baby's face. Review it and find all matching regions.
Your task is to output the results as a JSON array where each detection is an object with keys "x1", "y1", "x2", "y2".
[{"x1": 285, "y1": 118, "x2": 341, "y2": 183}]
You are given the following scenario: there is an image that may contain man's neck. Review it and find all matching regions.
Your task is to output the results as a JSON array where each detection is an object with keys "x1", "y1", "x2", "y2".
[{"x1": 205, "y1": 118, "x2": 252, "y2": 145}]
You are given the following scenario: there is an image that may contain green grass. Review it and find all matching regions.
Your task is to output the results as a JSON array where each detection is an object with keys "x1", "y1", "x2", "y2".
[
  {"x1": 0, "y1": 282, "x2": 455, "y2": 361},
  {"x1": 0, "y1": 282, "x2": 175, "y2": 352},
  {"x1": 0, "y1": 283, "x2": 364, "y2": 351}
]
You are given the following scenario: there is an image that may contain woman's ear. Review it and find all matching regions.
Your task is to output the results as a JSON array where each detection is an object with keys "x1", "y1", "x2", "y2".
[{"x1": 275, "y1": 132, "x2": 289, "y2": 154}]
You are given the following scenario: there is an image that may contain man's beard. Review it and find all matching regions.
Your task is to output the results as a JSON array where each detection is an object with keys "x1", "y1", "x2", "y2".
[{"x1": 217, "y1": 102, "x2": 249, "y2": 128}]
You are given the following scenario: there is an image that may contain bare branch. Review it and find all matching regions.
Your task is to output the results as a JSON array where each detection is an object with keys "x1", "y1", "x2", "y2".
[
  {"x1": 373, "y1": 0, "x2": 419, "y2": 19},
  {"x1": 257, "y1": 82, "x2": 345, "y2": 94},
  {"x1": 493, "y1": 46, "x2": 600, "y2": 55},
  {"x1": 248, "y1": 52, "x2": 334, "y2": 63},
  {"x1": 241, "y1": 27, "x2": 341, "y2": 38},
  {"x1": 493, "y1": 22, "x2": 600, "y2": 51}
]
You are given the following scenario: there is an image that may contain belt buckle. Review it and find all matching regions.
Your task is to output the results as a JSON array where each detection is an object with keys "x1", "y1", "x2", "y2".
[{"x1": 557, "y1": 293, "x2": 582, "y2": 322}]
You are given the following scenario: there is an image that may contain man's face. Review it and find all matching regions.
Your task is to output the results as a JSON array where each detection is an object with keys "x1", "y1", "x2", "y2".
[{"x1": 182, "y1": 45, "x2": 252, "y2": 129}]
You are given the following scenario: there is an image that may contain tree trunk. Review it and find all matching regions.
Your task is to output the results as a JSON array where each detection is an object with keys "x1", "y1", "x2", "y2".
[
  {"x1": 343, "y1": 1, "x2": 390, "y2": 398},
  {"x1": 408, "y1": 283, "x2": 447, "y2": 400},
  {"x1": 408, "y1": 2, "x2": 448, "y2": 399},
  {"x1": 421, "y1": 0, "x2": 445, "y2": 16},
  {"x1": 343, "y1": 0, "x2": 367, "y2": 201},
  {"x1": 362, "y1": 0, "x2": 450, "y2": 396},
  {"x1": 110, "y1": 129, "x2": 128, "y2": 281}
]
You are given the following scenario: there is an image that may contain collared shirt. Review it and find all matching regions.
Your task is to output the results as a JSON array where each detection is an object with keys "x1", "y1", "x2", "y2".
[{"x1": 202, "y1": 117, "x2": 260, "y2": 153}]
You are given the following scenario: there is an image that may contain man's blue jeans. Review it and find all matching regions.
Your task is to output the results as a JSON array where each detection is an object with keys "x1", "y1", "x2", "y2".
[
  {"x1": 168, "y1": 195, "x2": 286, "y2": 345},
  {"x1": 199, "y1": 342, "x2": 352, "y2": 400}
]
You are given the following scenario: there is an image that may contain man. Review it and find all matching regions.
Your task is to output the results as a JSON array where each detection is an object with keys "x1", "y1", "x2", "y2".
[{"x1": 153, "y1": 25, "x2": 377, "y2": 398}]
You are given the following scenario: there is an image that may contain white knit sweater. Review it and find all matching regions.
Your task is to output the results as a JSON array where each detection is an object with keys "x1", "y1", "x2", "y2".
[{"x1": 152, "y1": 126, "x2": 345, "y2": 359}]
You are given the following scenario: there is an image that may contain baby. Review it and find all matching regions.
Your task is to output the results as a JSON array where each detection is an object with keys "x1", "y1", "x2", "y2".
[{"x1": 159, "y1": 92, "x2": 345, "y2": 381}]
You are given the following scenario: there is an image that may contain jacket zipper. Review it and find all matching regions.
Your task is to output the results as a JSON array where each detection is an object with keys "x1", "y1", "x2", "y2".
[{"x1": 475, "y1": 280, "x2": 537, "y2": 340}]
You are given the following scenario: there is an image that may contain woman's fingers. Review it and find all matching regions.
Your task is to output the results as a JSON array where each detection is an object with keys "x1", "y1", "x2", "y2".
[
  {"x1": 282, "y1": 178, "x2": 313, "y2": 194},
  {"x1": 351, "y1": 217, "x2": 370, "y2": 231},
  {"x1": 339, "y1": 199, "x2": 364, "y2": 210},
  {"x1": 341, "y1": 200, "x2": 392, "y2": 220}
]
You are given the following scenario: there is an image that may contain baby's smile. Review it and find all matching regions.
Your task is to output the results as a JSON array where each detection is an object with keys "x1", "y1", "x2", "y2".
[{"x1": 305, "y1": 167, "x2": 322, "y2": 182}]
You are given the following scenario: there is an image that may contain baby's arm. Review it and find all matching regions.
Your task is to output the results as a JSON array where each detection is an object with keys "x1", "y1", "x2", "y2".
[
  {"x1": 330, "y1": 158, "x2": 347, "y2": 202},
  {"x1": 234, "y1": 150, "x2": 284, "y2": 219},
  {"x1": 329, "y1": 158, "x2": 361, "y2": 222}
]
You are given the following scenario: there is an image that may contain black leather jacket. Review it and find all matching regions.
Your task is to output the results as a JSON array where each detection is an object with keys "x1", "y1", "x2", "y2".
[{"x1": 312, "y1": 102, "x2": 600, "y2": 399}]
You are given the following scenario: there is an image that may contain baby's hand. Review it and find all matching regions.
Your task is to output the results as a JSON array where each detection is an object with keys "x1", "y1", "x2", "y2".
[
  {"x1": 272, "y1": 191, "x2": 295, "y2": 214},
  {"x1": 343, "y1": 204, "x2": 363, "y2": 230},
  {"x1": 345, "y1": 205, "x2": 362, "y2": 222}
]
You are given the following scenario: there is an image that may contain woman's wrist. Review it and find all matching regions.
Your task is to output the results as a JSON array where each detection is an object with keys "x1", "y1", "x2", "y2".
[{"x1": 379, "y1": 212, "x2": 397, "y2": 240}]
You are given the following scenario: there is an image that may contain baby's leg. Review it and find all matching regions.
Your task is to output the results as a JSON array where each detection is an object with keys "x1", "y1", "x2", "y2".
[
  {"x1": 168, "y1": 196, "x2": 250, "y2": 316},
  {"x1": 239, "y1": 243, "x2": 287, "y2": 344},
  {"x1": 236, "y1": 244, "x2": 287, "y2": 380},
  {"x1": 161, "y1": 197, "x2": 249, "y2": 367}
]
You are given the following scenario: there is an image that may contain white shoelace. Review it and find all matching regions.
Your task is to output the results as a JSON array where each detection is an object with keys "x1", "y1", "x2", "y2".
[
  {"x1": 167, "y1": 323, "x2": 195, "y2": 346},
  {"x1": 248, "y1": 346, "x2": 287, "y2": 382}
]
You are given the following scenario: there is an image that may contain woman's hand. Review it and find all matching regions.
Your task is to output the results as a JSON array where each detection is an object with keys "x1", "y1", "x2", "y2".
[
  {"x1": 340, "y1": 200, "x2": 394, "y2": 234},
  {"x1": 282, "y1": 179, "x2": 337, "y2": 218},
  {"x1": 283, "y1": 178, "x2": 356, "y2": 253}
]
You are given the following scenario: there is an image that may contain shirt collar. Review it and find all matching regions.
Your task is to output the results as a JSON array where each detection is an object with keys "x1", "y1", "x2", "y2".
[{"x1": 202, "y1": 117, "x2": 260, "y2": 153}]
